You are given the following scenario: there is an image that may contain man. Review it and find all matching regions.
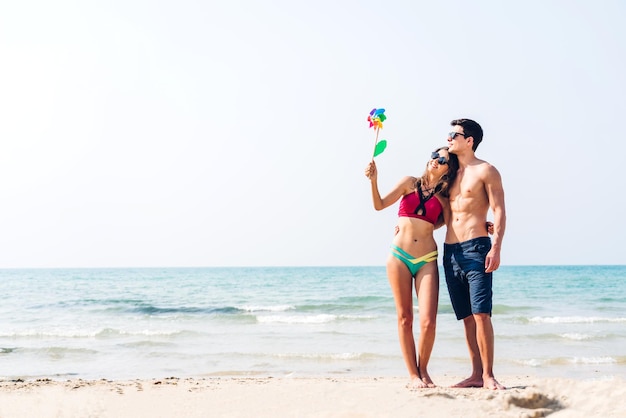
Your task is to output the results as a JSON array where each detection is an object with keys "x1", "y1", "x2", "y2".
[{"x1": 443, "y1": 118, "x2": 506, "y2": 390}]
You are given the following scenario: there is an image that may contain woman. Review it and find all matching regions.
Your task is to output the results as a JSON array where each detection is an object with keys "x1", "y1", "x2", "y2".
[{"x1": 365, "y1": 146, "x2": 458, "y2": 388}]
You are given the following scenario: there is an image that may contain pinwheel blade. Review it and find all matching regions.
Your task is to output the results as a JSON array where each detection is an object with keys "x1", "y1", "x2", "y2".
[{"x1": 373, "y1": 140, "x2": 387, "y2": 157}]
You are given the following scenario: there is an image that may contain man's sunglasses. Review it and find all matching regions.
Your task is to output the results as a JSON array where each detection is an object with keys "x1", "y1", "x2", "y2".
[
  {"x1": 431, "y1": 152, "x2": 449, "y2": 165},
  {"x1": 448, "y1": 132, "x2": 466, "y2": 140}
]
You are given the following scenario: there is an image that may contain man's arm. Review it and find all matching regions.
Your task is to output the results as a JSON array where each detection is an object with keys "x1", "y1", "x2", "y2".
[{"x1": 484, "y1": 165, "x2": 506, "y2": 272}]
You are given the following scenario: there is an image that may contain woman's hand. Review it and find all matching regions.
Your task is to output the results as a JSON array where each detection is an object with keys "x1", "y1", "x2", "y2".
[{"x1": 365, "y1": 160, "x2": 377, "y2": 180}]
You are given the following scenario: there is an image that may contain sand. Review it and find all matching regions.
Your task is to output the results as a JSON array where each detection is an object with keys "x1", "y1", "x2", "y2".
[{"x1": 0, "y1": 375, "x2": 624, "y2": 418}]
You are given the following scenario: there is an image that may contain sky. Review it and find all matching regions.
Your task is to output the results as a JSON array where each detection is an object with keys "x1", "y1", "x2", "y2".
[{"x1": 1, "y1": 0, "x2": 625, "y2": 268}]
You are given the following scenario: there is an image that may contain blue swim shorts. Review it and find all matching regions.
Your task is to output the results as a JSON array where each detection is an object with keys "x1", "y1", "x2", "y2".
[{"x1": 443, "y1": 237, "x2": 493, "y2": 320}]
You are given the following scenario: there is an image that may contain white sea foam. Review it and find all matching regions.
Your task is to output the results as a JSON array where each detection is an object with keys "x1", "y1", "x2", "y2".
[
  {"x1": 516, "y1": 356, "x2": 617, "y2": 367},
  {"x1": 276, "y1": 352, "x2": 367, "y2": 360},
  {"x1": 0, "y1": 328, "x2": 185, "y2": 339},
  {"x1": 117, "y1": 329, "x2": 184, "y2": 337},
  {"x1": 340, "y1": 314, "x2": 377, "y2": 320},
  {"x1": 528, "y1": 316, "x2": 626, "y2": 324},
  {"x1": 256, "y1": 314, "x2": 337, "y2": 324},
  {"x1": 569, "y1": 357, "x2": 616, "y2": 364},
  {"x1": 0, "y1": 329, "x2": 100, "y2": 338},
  {"x1": 559, "y1": 333, "x2": 594, "y2": 340},
  {"x1": 519, "y1": 359, "x2": 544, "y2": 367},
  {"x1": 237, "y1": 305, "x2": 295, "y2": 312}
]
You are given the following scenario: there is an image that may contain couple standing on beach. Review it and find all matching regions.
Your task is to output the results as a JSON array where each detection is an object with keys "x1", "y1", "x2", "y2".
[{"x1": 365, "y1": 118, "x2": 506, "y2": 390}]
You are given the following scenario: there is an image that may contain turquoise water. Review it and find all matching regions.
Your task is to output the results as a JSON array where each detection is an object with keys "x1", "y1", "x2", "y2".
[{"x1": 0, "y1": 266, "x2": 624, "y2": 381}]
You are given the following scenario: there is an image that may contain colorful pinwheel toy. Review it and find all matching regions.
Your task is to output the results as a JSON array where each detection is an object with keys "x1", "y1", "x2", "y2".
[{"x1": 368, "y1": 108, "x2": 387, "y2": 158}]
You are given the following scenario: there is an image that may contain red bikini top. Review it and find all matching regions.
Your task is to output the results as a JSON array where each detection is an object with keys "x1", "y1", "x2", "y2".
[{"x1": 397, "y1": 185, "x2": 442, "y2": 225}]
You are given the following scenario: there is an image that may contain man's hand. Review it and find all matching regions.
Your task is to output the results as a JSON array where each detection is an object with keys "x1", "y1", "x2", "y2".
[{"x1": 485, "y1": 248, "x2": 500, "y2": 273}]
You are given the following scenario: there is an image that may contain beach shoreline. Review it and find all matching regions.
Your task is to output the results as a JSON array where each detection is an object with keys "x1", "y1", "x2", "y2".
[
  {"x1": 2, "y1": 267, "x2": 624, "y2": 384},
  {"x1": 1, "y1": 375, "x2": 624, "y2": 417}
]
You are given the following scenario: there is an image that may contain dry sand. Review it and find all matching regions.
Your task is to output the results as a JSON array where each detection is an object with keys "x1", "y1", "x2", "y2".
[{"x1": 0, "y1": 375, "x2": 624, "y2": 417}]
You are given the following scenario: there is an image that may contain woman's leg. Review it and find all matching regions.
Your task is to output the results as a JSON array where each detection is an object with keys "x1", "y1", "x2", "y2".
[
  {"x1": 386, "y1": 255, "x2": 422, "y2": 385},
  {"x1": 415, "y1": 261, "x2": 439, "y2": 387}
]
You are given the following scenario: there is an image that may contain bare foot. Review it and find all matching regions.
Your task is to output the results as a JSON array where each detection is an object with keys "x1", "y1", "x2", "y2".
[
  {"x1": 418, "y1": 370, "x2": 436, "y2": 388},
  {"x1": 406, "y1": 376, "x2": 428, "y2": 390},
  {"x1": 483, "y1": 377, "x2": 506, "y2": 390},
  {"x1": 451, "y1": 376, "x2": 483, "y2": 388}
]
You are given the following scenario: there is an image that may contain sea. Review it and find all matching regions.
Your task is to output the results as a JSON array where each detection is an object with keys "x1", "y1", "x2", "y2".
[{"x1": 1, "y1": 266, "x2": 624, "y2": 381}]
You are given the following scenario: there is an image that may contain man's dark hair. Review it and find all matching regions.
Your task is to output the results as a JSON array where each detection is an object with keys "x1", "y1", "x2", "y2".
[{"x1": 451, "y1": 119, "x2": 483, "y2": 151}]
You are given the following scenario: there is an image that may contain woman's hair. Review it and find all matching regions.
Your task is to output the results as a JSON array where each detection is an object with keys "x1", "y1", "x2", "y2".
[{"x1": 417, "y1": 146, "x2": 459, "y2": 198}]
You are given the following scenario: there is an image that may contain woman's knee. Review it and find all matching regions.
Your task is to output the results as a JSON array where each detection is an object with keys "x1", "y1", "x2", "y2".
[
  {"x1": 397, "y1": 312, "x2": 414, "y2": 329},
  {"x1": 420, "y1": 316, "x2": 436, "y2": 334}
]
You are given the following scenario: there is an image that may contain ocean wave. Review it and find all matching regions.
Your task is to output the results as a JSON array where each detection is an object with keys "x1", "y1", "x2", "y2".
[
  {"x1": 256, "y1": 314, "x2": 337, "y2": 324},
  {"x1": 117, "y1": 340, "x2": 177, "y2": 348},
  {"x1": 255, "y1": 313, "x2": 377, "y2": 324},
  {"x1": 0, "y1": 328, "x2": 196, "y2": 339},
  {"x1": 437, "y1": 303, "x2": 530, "y2": 316},
  {"x1": 217, "y1": 350, "x2": 390, "y2": 362},
  {"x1": 568, "y1": 356, "x2": 617, "y2": 365},
  {"x1": 274, "y1": 352, "x2": 381, "y2": 361},
  {"x1": 436, "y1": 305, "x2": 455, "y2": 315},
  {"x1": 0, "y1": 329, "x2": 101, "y2": 338},
  {"x1": 499, "y1": 331, "x2": 626, "y2": 343},
  {"x1": 130, "y1": 305, "x2": 242, "y2": 315},
  {"x1": 527, "y1": 316, "x2": 626, "y2": 324},
  {"x1": 558, "y1": 333, "x2": 594, "y2": 341},
  {"x1": 499, "y1": 332, "x2": 600, "y2": 341},
  {"x1": 2, "y1": 346, "x2": 99, "y2": 357},
  {"x1": 50, "y1": 300, "x2": 250, "y2": 316},
  {"x1": 236, "y1": 305, "x2": 295, "y2": 312},
  {"x1": 518, "y1": 358, "x2": 544, "y2": 367},
  {"x1": 335, "y1": 295, "x2": 390, "y2": 305},
  {"x1": 340, "y1": 314, "x2": 377, "y2": 320},
  {"x1": 517, "y1": 356, "x2": 618, "y2": 367},
  {"x1": 95, "y1": 328, "x2": 197, "y2": 339},
  {"x1": 491, "y1": 304, "x2": 533, "y2": 314},
  {"x1": 297, "y1": 299, "x2": 391, "y2": 314}
]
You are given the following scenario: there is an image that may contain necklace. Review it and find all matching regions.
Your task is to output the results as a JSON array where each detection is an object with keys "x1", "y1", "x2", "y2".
[
  {"x1": 419, "y1": 179, "x2": 437, "y2": 197},
  {"x1": 413, "y1": 181, "x2": 436, "y2": 217},
  {"x1": 420, "y1": 185, "x2": 435, "y2": 201}
]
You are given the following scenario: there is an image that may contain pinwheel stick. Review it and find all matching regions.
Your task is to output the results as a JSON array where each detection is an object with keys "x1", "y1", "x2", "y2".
[{"x1": 372, "y1": 129, "x2": 380, "y2": 160}]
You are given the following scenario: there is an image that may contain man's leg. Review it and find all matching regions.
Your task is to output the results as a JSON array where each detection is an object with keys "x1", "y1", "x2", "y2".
[
  {"x1": 474, "y1": 313, "x2": 505, "y2": 390},
  {"x1": 451, "y1": 315, "x2": 483, "y2": 388}
]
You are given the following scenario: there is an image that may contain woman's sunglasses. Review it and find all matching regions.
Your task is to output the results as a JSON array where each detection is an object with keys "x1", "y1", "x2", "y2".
[{"x1": 431, "y1": 152, "x2": 449, "y2": 165}]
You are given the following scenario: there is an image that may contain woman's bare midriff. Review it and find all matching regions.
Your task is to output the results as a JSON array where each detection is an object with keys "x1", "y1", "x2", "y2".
[{"x1": 392, "y1": 217, "x2": 437, "y2": 256}]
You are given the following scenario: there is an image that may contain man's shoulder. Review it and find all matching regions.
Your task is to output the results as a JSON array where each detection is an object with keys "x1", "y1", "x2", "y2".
[
  {"x1": 466, "y1": 158, "x2": 492, "y2": 171},
  {"x1": 463, "y1": 159, "x2": 501, "y2": 185},
  {"x1": 475, "y1": 159, "x2": 504, "y2": 187},
  {"x1": 472, "y1": 158, "x2": 499, "y2": 174}
]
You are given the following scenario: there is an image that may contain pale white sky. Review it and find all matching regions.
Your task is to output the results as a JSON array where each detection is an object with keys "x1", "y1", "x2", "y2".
[{"x1": 1, "y1": 0, "x2": 624, "y2": 267}]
